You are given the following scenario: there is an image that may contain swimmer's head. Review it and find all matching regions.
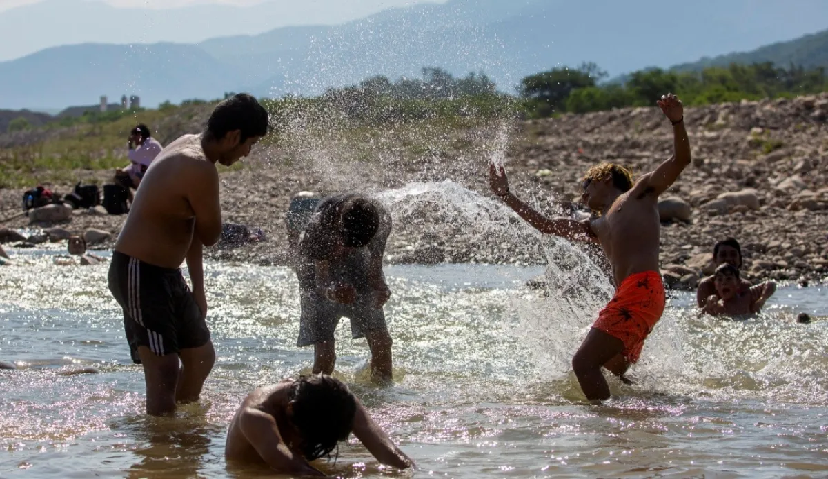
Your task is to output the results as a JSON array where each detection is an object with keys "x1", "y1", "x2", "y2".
[
  {"x1": 713, "y1": 238, "x2": 742, "y2": 268},
  {"x1": 68, "y1": 236, "x2": 87, "y2": 256},
  {"x1": 287, "y1": 375, "x2": 357, "y2": 461},
  {"x1": 206, "y1": 93, "x2": 269, "y2": 166},
  {"x1": 580, "y1": 163, "x2": 633, "y2": 211},
  {"x1": 713, "y1": 263, "x2": 740, "y2": 300}
]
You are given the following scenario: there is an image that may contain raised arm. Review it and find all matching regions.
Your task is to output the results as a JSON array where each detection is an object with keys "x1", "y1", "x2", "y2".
[
  {"x1": 640, "y1": 94, "x2": 691, "y2": 197},
  {"x1": 489, "y1": 164, "x2": 595, "y2": 243},
  {"x1": 749, "y1": 281, "x2": 777, "y2": 313},
  {"x1": 187, "y1": 159, "x2": 222, "y2": 247},
  {"x1": 351, "y1": 400, "x2": 414, "y2": 470},
  {"x1": 238, "y1": 407, "x2": 324, "y2": 476}
]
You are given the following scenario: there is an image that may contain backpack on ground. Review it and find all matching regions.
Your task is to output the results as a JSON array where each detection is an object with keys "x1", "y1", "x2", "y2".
[
  {"x1": 102, "y1": 184, "x2": 129, "y2": 215},
  {"x1": 64, "y1": 183, "x2": 100, "y2": 209},
  {"x1": 22, "y1": 186, "x2": 53, "y2": 215}
]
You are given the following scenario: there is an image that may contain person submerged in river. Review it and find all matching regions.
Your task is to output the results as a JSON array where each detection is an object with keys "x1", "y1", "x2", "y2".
[
  {"x1": 54, "y1": 236, "x2": 106, "y2": 266},
  {"x1": 696, "y1": 237, "x2": 752, "y2": 308},
  {"x1": 225, "y1": 375, "x2": 414, "y2": 476},
  {"x1": 701, "y1": 263, "x2": 776, "y2": 317},
  {"x1": 489, "y1": 93, "x2": 691, "y2": 401}
]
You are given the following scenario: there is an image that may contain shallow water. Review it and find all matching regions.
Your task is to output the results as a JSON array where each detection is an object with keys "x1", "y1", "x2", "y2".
[{"x1": 1, "y1": 246, "x2": 827, "y2": 478}]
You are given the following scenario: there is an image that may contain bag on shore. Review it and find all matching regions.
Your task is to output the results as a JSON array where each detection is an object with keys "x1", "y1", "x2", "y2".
[
  {"x1": 22, "y1": 186, "x2": 54, "y2": 215},
  {"x1": 65, "y1": 183, "x2": 100, "y2": 209},
  {"x1": 102, "y1": 184, "x2": 129, "y2": 215}
]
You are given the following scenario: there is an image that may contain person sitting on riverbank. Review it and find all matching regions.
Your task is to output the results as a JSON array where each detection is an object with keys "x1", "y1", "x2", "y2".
[
  {"x1": 701, "y1": 264, "x2": 776, "y2": 317},
  {"x1": 114, "y1": 124, "x2": 163, "y2": 199},
  {"x1": 489, "y1": 93, "x2": 690, "y2": 401},
  {"x1": 225, "y1": 375, "x2": 414, "y2": 476},
  {"x1": 54, "y1": 236, "x2": 105, "y2": 266},
  {"x1": 295, "y1": 193, "x2": 394, "y2": 384},
  {"x1": 697, "y1": 238, "x2": 752, "y2": 308}
]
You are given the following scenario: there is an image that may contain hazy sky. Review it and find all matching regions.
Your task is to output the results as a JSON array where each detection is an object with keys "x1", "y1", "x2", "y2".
[{"x1": 0, "y1": 0, "x2": 443, "y2": 12}]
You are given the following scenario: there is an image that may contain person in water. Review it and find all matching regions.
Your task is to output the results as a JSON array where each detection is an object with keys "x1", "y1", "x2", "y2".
[
  {"x1": 295, "y1": 193, "x2": 394, "y2": 384},
  {"x1": 489, "y1": 93, "x2": 691, "y2": 400},
  {"x1": 107, "y1": 93, "x2": 269, "y2": 416},
  {"x1": 696, "y1": 237, "x2": 752, "y2": 308},
  {"x1": 54, "y1": 236, "x2": 106, "y2": 266},
  {"x1": 225, "y1": 375, "x2": 414, "y2": 476},
  {"x1": 702, "y1": 263, "x2": 776, "y2": 317}
]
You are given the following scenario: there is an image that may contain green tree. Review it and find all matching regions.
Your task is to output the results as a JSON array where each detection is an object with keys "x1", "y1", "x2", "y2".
[
  {"x1": 518, "y1": 62, "x2": 605, "y2": 117},
  {"x1": 626, "y1": 68, "x2": 679, "y2": 105},
  {"x1": 7, "y1": 117, "x2": 32, "y2": 132}
]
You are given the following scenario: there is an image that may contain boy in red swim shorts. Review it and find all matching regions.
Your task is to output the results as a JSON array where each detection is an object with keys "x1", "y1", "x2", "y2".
[{"x1": 489, "y1": 93, "x2": 691, "y2": 400}]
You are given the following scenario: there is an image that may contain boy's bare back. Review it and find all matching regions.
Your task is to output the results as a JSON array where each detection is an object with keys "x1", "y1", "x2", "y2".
[{"x1": 114, "y1": 134, "x2": 221, "y2": 269}]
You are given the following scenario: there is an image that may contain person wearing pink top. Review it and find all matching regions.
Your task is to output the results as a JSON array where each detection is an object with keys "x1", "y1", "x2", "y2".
[{"x1": 114, "y1": 124, "x2": 163, "y2": 200}]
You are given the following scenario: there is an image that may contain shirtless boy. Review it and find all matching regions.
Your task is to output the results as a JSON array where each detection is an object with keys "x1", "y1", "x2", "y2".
[
  {"x1": 489, "y1": 93, "x2": 690, "y2": 400},
  {"x1": 702, "y1": 264, "x2": 776, "y2": 317},
  {"x1": 107, "y1": 93, "x2": 269, "y2": 416},
  {"x1": 696, "y1": 238, "x2": 752, "y2": 308},
  {"x1": 225, "y1": 375, "x2": 414, "y2": 476},
  {"x1": 296, "y1": 193, "x2": 394, "y2": 383}
]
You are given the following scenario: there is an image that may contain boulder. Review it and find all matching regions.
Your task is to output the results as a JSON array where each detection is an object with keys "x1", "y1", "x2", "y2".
[
  {"x1": 717, "y1": 189, "x2": 760, "y2": 210},
  {"x1": 28, "y1": 204, "x2": 72, "y2": 223},
  {"x1": 84, "y1": 229, "x2": 111, "y2": 245},
  {"x1": 700, "y1": 198, "x2": 730, "y2": 215},
  {"x1": 775, "y1": 175, "x2": 806, "y2": 193},
  {"x1": 46, "y1": 228, "x2": 71, "y2": 242},
  {"x1": 658, "y1": 197, "x2": 692, "y2": 222},
  {"x1": 686, "y1": 252, "x2": 716, "y2": 276}
]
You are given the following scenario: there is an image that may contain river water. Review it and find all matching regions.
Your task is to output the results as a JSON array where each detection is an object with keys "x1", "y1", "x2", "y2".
[{"x1": 1, "y1": 243, "x2": 826, "y2": 478}]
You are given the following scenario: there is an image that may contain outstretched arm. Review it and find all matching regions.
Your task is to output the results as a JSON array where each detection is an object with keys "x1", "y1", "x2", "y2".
[
  {"x1": 238, "y1": 407, "x2": 324, "y2": 476},
  {"x1": 351, "y1": 400, "x2": 414, "y2": 470},
  {"x1": 641, "y1": 94, "x2": 691, "y2": 197},
  {"x1": 488, "y1": 164, "x2": 596, "y2": 243}
]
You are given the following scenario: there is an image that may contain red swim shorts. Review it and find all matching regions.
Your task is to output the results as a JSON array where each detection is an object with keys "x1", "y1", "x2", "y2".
[{"x1": 592, "y1": 270, "x2": 666, "y2": 364}]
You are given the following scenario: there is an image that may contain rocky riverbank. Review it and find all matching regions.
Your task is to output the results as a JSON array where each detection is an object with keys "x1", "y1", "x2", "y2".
[{"x1": 1, "y1": 93, "x2": 826, "y2": 289}]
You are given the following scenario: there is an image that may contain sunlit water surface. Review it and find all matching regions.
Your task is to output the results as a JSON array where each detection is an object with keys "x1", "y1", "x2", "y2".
[{"x1": 1, "y1": 246, "x2": 827, "y2": 478}]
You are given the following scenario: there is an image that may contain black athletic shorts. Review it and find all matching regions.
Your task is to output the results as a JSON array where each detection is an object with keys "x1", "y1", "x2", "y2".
[{"x1": 108, "y1": 251, "x2": 210, "y2": 363}]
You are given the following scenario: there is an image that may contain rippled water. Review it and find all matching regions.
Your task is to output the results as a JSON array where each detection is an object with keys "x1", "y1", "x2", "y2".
[{"x1": 1, "y1": 244, "x2": 827, "y2": 478}]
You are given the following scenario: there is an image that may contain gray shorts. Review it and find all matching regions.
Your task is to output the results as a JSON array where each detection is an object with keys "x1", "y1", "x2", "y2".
[{"x1": 297, "y1": 293, "x2": 388, "y2": 347}]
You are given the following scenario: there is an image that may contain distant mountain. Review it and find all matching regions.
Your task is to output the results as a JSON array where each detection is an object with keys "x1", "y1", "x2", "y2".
[
  {"x1": 1, "y1": 0, "x2": 827, "y2": 110},
  {"x1": 672, "y1": 29, "x2": 828, "y2": 72},
  {"x1": 0, "y1": 109, "x2": 53, "y2": 133},
  {"x1": 0, "y1": 43, "x2": 242, "y2": 110},
  {"x1": 0, "y1": 0, "x2": 445, "y2": 62}
]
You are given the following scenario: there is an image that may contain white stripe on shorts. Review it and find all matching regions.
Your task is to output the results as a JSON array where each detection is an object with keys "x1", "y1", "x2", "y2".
[
  {"x1": 148, "y1": 330, "x2": 164, "y2": 356},
  {"x1": 127, "y1": 257, "x2": 144, "y2": 326}
]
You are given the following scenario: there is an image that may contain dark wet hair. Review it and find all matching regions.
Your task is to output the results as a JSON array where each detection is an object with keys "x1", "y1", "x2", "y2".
[
  {"x1": 341, "y1": 198, "x2": 379, "y2": 248},
  {"x1": 713, "y1": 238, "x2": 742, "y2": 266},
  {"x1": 206, "y1": 93, "x2": 269, "y2": 143},
  {"x1": 132, "y1": 123, "x2": 150, "y2": 139},
  {"x1": 714, "y1": 263, "x2": 740, "y2": 279},
  {"x1": 290, "y1": 375, "x2": 357, "y2": 461}
]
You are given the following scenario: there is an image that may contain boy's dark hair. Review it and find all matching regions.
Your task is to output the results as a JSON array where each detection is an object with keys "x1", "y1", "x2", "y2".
[
  {"x1": 713, "y1": 237, "x2": 742, "y2": 265},
  {"x1": 132, "y1": 124, "x2": 151, "y2": 139},
  {"x1": 289, "y1": 375, "x2": 357, "y2": 461},
  {"x1": 714, "y1": 263, "x2": 740, "y2": 279},
  {"x1": 206, "y1": 93, "x2": 269, "y2": 143},
  {"x1": 341, "y1": 198, "x2": 380, "y2": 248}
]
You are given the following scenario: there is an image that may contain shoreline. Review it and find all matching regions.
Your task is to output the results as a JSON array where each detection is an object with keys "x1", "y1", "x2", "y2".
[{"x1": 1, "y1": 94, "x2": 826, "y2": 290}]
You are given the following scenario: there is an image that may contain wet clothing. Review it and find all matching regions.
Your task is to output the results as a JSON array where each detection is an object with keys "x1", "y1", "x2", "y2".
[
  {"x1": 108, "y1": 251, "x2": 209, "y2": 363},
  {"x1": 295, "y1": 193, "x2": 392, "y2": 346},
  {"x1": 592, "y1": 270, "x2": 665, "y2": 364}
]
